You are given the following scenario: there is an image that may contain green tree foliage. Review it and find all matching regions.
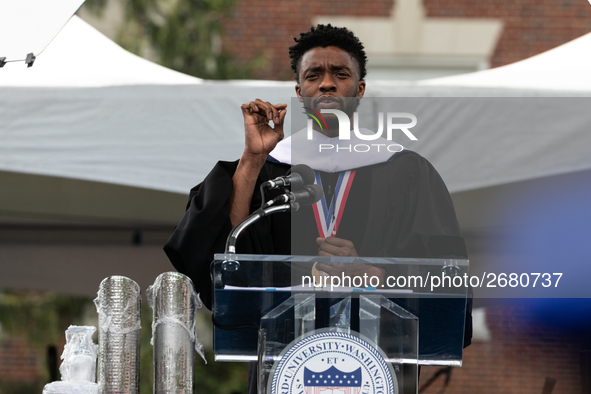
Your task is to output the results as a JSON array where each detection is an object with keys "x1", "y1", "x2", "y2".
[
  {"x1": 139, "y1": 303, "x2": 154, "y2": 394},
  {"x1": 0, "y1": 290, "x2": 248, "y2": 394},
  {"x1": 0, "y1": 290, "x2": 89, "y2": 349},
  {"x1": 85, "y1": 0, "x2": 263, "y2": 79},
  {"x1": 195, "y1": 350, "x2": 249, "y2": 394},
  {"x1": 0, "y1": 290, "x2": 91, "y2": 393}
]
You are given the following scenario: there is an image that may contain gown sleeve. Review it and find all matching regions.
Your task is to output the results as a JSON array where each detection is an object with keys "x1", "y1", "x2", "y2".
[
  {"x1": 362, "y1": 151, "x2": 472, "y2": 347},
  {"x1": 391, "y1": 151, "x2": 467, "y2": 259},
  {"x1": 389, "y1": 151, "x2": 472, "y2": 348},
  {"x1": 163, "y1": 160, "x2": 291, "y2": 310},
  {"x1": 360, "y1": 150, "x2": 467, "y2": 258},
  {"x1": 163, "y1": 161, "x2": 237, "y2": 310}
]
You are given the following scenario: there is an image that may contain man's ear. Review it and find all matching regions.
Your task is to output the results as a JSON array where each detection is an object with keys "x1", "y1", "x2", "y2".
[
  {"x1": 295, "y1": 83, "x2": 303, "y2": 102},
  {"x1": 356, "y1": 80, "x2": 366, "y2": 98}
]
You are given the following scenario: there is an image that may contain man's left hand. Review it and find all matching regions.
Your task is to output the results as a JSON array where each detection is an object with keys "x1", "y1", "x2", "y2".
[
  {"x1": 315, "y1": 237, "x2": 385, "y2": 283},
  {"x1": 316, "y1": 237, "x2": 358, "y2": 257}
]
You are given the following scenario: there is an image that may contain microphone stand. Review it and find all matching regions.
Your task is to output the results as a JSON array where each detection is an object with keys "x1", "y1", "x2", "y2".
[
  {"x1": 221, "y1": 180, "x2": 320, "y2": 270},
  {"x1": 222, "y1": 203, "x2": 291, "y2": 271}
]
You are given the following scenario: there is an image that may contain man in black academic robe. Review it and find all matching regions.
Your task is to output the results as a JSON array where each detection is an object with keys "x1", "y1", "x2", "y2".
[
  {"x1": 164, "y1": 24, "x2": 471, "y2": 392},
  {"x1": 164, "y1": 151, "x2": 468, "y2": 309}
]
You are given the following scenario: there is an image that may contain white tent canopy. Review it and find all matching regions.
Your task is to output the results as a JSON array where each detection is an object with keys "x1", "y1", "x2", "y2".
[
  {"x1": 2, "y1": 15, "x2": 591, "y2": 297},
  {"x1": 1, "y1": 16, "x2": 590, "y2": 199},
  {"x1": 0, "y1": 17, "x2": 295, "y2": 194},
  {"x1": 419, "y1": 32, "x2": 591, "y2": 92},
  {"x1": 1, "y1": 16, "x2": 202, "y2": 86}
]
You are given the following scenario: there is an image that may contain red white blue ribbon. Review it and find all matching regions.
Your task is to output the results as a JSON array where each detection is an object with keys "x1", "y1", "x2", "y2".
[{"x1": 312, "y1": 170, "x2": 356, "y2": 238}]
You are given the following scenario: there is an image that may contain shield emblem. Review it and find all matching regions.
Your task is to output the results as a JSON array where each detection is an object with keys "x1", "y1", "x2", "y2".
[{"x1": 303, "y1": 366, "x2": 362, "y2": 394}]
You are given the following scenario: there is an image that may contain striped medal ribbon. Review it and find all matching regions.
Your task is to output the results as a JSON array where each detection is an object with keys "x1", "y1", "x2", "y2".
[{"x1": 312, "y1": 170, "x2": 356, "y2": 238}]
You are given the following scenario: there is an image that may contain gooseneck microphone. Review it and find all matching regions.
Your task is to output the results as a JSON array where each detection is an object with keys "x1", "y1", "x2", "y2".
[
  {"x1": 262, "y1": 164, "x2": 315, "y2": 190},
  {"x1": 224, "y1": 203, "x2": 292, "y2": 256},
  {"x1": 224, "y1": 181, "x2": 323, "y2": 258},
  {"x1": 273, "y1": 184, "x2": 324, "y2": 206}
]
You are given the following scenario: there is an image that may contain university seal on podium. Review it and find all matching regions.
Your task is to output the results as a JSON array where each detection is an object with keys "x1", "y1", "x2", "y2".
[{"x1": 269, "y1": 331, "x2": 396, "y2": 394}]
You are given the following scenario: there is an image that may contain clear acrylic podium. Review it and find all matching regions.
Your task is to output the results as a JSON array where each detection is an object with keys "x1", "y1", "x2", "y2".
[{"x1": 212, "y1": 254, "x2": 469, "y2": 394}]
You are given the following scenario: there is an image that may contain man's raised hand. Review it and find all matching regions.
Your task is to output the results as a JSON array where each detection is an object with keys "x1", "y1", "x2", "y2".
[
  {"x1": 230, "y1": 100, "x2": 286, "y2": 227},
  {"x1": 241, "y1": 99, "x2": 287, "y2": 162}
]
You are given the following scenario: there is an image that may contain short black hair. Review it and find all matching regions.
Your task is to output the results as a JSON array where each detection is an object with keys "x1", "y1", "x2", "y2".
[{"x1": 289, "y1": 24, "x2": 367, "y2": 82}]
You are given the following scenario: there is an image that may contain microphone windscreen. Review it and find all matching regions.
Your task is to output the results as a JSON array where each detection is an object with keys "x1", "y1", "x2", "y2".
[
  {"x1": 305, "y1": 184, "x2": 324, "y2": 205},
  {"x1": 288, "y1": 164, "x2": 315, "y2": 185}
]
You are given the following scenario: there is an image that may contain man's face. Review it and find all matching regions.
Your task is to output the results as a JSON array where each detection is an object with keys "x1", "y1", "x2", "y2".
[{"x1": 295, "y1": 46, "x2": 366, "y2": 118}]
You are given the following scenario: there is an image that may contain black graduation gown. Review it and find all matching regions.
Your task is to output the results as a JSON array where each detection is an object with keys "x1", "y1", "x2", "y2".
[
  {"x1": 164, "y1": 150, "x2": 468, "y2": 306},
  {"x1": 163, "y1": 151, "x2": 473, "y2": 391}
]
